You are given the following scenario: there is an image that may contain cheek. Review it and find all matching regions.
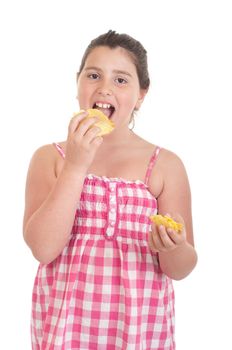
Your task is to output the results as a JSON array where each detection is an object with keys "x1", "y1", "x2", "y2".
[
  {"x1": 120, "y1": 91, "x2": 136, "y2": 107},
  {"x1": 77, "y1": 84, "x2": 88, "y2": 103},
  {"x1": 124, "y1": 96, "x2": 140, "y2": 111}
]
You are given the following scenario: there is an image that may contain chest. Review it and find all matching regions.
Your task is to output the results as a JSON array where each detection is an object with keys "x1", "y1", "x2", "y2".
[{"x1": 88, "y1": 148, "x2": 153, "y2": 182}]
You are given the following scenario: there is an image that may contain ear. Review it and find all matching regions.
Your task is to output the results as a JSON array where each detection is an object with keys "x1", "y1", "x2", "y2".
[
  {"x1": 135, "y1": 88, "x2": 148, "y2": 110},
  {"x1": 76, "y1": 72, "x2": 80, "y2": 101}
]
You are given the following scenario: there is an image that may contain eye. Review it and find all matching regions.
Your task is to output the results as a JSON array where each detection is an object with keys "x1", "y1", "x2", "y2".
[
  {"x1": 115, "y1": 77, "x2": 127, "y2": 85},
  {"x1": 88, "y1": 73, "x2": 99, "y2": 80}
]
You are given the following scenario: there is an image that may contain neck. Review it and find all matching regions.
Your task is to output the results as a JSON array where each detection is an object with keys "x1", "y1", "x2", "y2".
[{"x1": 101, "y1": 127, "x2": 136, "y2": 147}]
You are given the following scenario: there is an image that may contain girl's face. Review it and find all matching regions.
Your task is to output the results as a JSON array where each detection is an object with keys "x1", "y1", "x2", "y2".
[{"x1": 77, "y1": 46, "x2": 147, "y2": 129}]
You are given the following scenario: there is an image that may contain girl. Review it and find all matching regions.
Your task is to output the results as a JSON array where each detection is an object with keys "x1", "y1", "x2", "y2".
[{"x1": 23, "y1": 30, "x2": 197, "y2": 350}]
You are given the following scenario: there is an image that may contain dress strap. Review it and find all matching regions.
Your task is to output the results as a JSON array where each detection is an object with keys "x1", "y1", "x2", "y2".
[
  {"x1": 144, "y1": 146, "x2": 161, "y2": 185},
  {"x1": 53, "y1": 142, "x2": 65, "y2": 159}
]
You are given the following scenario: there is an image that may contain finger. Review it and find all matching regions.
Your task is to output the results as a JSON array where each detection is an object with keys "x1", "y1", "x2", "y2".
[
  {"x1": 84, "y1": 126, "x2": 102, "y2": 144},
  {"x1": 91, "y1": 136, "x2": 103, "y2": 149},
  {"x1": 170, "y1": 213, "x2": 184, "y2": 225},
  {"x1": 68, "y1": 111, "x2": 88, "y2": 133},
  {"x1": 150, "y1": 223, "x2": 160, "y2": 250},
  {"x1": 148, "y1": 232, "x2": 159, "y2": 252},
  {"x1": 151, "y1": 229, "x2": 165, "y2": 252},
  {"x1": 164, "y1": 212, "x2": 185, "y2": 234},
  {"x1": 158, "y1": 225, "x2": 176, "y2": 250},
  {"x1": 72, "y1": 109, "x2": 85, "y2": 119},
  {"x1": 166, "y1": 227, "x2": 185, "y2": 245},
  {"x1": 77, "y1": 117, "x2": 100, "y2": 137}
]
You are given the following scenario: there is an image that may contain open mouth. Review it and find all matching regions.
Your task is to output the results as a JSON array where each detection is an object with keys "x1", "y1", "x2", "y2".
[{"x1": 92, "y1": 102, "x2": 115, "y2": 119}]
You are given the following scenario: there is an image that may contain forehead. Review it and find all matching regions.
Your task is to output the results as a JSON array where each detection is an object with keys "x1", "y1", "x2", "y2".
[{"x1": 84, "y1": 46, "x2": 137, "y2": 75}]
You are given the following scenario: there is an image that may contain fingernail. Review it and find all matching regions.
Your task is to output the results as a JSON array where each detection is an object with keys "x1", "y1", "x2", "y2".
[{"x1": 73, "y1": 110, "x2": 87, "y2": 117}]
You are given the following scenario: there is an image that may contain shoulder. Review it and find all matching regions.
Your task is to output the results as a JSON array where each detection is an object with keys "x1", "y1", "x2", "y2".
[
  {"x1": 27, "y1": 143, "x2": 62, "y2": 179},
  {"x1": 158, "y1": 148, "x2": 187, "y2": 173},
  {"x1": 30, "y1": 141, "x2": 66, "y2": 165},
  {"x1": 29, "y1": 143, "x2": 56, "y2": 167},
  {"x1": 24, "y1": 143, "x2": 61, "y2": 211},
  {"x1": 31, "y1": 143, "x2": 55, "y2": 159},
  {"x1": 149, "y1": 147, "x2": 190, "y2": 198}
]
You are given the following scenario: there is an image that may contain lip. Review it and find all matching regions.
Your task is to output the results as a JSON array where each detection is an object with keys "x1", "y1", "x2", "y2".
[
  {"x1": 92, "y1": 101, "x2": 116, "y2": 119},
  {"x1": 92, "y1": 100, "x2": 116, "y2": 109}
]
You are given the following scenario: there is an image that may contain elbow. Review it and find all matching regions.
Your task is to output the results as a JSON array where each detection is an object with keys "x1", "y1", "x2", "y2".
[
  {"x1": 167, "y1": 266, "x2": 196, "y2": 281},
  {"x1": 23, "y1": 230, "x2": 58, "y2": 265},
  {"x1": 29, "y1": 245, "x2": 58, "y2": 265},
  {"x1": 160, "y1": 250, "x2": 198, "y2": 281},
  {"x1": 32, "y1": 250, "x2": 56, "y2": 265},
  {"x1": 174, "y1": 255, "x2": 198, "y2": 281}
]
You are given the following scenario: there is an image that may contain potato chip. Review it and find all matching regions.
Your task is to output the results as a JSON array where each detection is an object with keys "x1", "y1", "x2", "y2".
[
  {"x1": 86, "y1": 108, "x2": 115, "y2": 136},
  {"x1": 150, "y1": 214, "x2": 183, "y2": 232}
]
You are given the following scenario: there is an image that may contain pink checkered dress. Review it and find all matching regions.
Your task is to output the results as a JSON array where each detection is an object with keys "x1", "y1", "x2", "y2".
[{"x1": 31, "y1": 144, "x2": 175, "y2": 350}]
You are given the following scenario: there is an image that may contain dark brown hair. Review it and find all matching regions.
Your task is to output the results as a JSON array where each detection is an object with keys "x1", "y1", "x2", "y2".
[{"x1": 77, "y1": 30, "x2": 150, "y2": 90}]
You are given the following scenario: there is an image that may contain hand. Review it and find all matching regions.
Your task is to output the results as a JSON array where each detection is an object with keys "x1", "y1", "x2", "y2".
[
  {"x1": 149, "y1": 213, "x2": 187, "y2": 253},
  {"x1": 64, "y1": 111, "x2": 103, "y2": 174}
]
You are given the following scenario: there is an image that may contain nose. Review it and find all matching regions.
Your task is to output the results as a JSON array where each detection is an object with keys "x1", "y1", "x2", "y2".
[{"x1": 97, "y1": 81, "x2": 112, "y2": 96}]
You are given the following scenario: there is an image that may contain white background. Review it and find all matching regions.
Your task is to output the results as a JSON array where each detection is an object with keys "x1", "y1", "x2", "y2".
[{"x1": 0, "y1": 0, "x2": 231, "y2": 349}]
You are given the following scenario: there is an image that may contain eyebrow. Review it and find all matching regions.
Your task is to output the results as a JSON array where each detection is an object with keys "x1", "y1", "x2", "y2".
[{"x1": 84, "y1": 66, "x2": 133, "y2": 78}]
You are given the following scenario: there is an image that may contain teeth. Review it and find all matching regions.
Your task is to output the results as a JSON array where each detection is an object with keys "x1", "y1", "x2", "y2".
[{"x1": 96, "y1": 102, "x2": 112, "y2": 109}]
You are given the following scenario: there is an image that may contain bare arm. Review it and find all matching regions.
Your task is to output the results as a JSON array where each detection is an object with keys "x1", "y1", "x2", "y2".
[
  {"x1": 23, "y1": 112, "x2": 103, "y2": 264},
  {"x1": 149, "y1": 150, "x2": 197, "y2": 280}
]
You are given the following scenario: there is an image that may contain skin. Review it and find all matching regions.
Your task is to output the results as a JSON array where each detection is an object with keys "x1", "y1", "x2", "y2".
[{"x1": 23, "y1": 46, "x2": 197, "y2": 279}]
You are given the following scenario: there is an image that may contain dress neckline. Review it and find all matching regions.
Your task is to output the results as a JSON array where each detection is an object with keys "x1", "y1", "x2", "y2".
[{"x1": 85, "y1": 173, "x2": 148, "y2": 186}]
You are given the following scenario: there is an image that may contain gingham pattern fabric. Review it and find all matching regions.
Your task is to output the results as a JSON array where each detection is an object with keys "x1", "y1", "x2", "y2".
[{"x1": 31, "y1": 144, "x2": 175, "y2": 350}]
